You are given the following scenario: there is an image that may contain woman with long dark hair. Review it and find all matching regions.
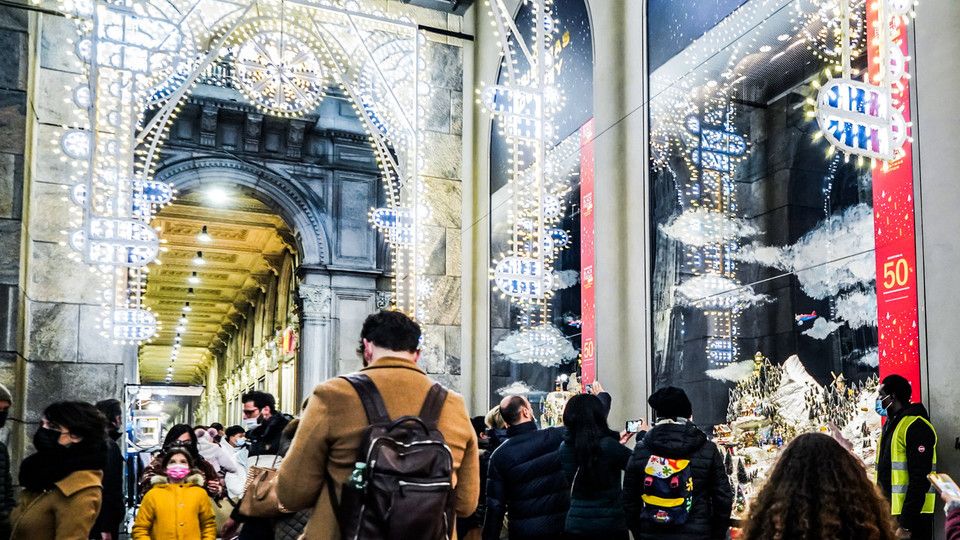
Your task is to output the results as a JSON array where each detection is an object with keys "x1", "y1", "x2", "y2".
[
  {"x1": 10, "y1": 401, "x2": 107, "y2": 539},
  {"x1": 139, "y1": 423, "x2": 222, "y2": 498},
  {"x1": 560, "y1": 393, "x2": 633, "y2": 540},
  {"x1": 741, "y1": 433, "x2": 898, "y2": 540}
]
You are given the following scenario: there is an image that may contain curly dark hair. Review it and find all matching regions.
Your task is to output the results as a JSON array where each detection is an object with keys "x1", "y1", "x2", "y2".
[{"x1": 740, "y1": 433, "x2": 898, "y2": 540}]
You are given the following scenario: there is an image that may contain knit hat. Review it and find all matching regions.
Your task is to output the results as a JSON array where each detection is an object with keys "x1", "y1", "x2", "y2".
[
  {"x1": 648, "y1": 386, "x2": 692, "y2": 419},
  {"x1": 0, "y1": 383, "x2": 12, "y2": 404}
]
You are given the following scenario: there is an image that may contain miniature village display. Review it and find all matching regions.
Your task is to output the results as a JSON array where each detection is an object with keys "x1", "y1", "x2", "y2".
[{"x1": 717, "y1": 352, "x2": 881, "y2": 517}]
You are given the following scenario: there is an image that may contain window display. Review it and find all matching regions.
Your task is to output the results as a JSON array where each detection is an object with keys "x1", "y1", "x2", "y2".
[
  {"x1": 487, "y1": 0, "x2": 594, "y2": 413},
  {"x1": 647, "y1": 0, "x2": 917, "y2": 514}
]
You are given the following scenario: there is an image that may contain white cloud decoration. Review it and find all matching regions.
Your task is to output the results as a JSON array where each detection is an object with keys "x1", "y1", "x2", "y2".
[
  {"x1": 705, "y1": 360, "x2": 756, "y2": 382},
  {"x1": 675, "y1": 274, "x2": 770, "y2": 309},
  {"x1": 660, "y1": 208, "x2": 760, "y2": 247},
  {"x1": 493, "y1": 325, "x2": 579, "y2": 367},
  {"x1": 802, "y1": 317, "x2": 844, "y2": 340},
  {"x1": 496, "y1": 381, "x2": 535, "y2": 396}
]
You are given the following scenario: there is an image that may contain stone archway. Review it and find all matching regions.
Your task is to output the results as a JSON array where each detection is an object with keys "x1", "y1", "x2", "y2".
[{"x1": 155, "y1": 157, "x2": 330, "y2": 267}]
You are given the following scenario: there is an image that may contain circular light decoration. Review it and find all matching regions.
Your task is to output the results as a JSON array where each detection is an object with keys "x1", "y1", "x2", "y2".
[
  {"x1": 793, "y1": 0, "x2": 868, "y2": 64},
  {"x1": 61, "y1": 130, "x2": 92, "y2": 159},
  {"x1": 73, "y1": 85, "x2": 92, "y2": 108},
  {"x1": 232, "y1": 23, "x2": 326, "y2": 117}
]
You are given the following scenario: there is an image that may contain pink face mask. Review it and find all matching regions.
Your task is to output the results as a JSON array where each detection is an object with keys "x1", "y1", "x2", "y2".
[{"x1": 166, "y1": 464, "x2": 190, "y2": 481}]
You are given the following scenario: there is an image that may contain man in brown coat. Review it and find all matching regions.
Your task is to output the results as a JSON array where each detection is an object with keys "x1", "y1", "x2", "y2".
[{"x1": 276, "y1": 310, "x2": 480, "y2": 539}]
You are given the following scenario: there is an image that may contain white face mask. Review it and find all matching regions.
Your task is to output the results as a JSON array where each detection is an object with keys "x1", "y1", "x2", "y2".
[
  {"x1": 242, "y1": 418, "x2": 258, "y2": 430},
  {"x1": 234, "y1": 437, "x2": 246, "y2": 447}
]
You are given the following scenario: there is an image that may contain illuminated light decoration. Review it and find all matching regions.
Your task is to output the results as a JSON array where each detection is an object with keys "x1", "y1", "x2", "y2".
[
  {"x1": 543, "y1": 228, "x2": 570, "y2": 252},
  {"x1": 793, "y1": 0, "x2": 868, "y2": 64},
  {"x1": 812, "y1": 0, "x2": 916, "y2": 164},
  {"x1": 816, "y1": 78, "x2": 906, "y2": 160},
  {"x1": 61, "y1": 130, "x2": 92, "y2": 159},
  {"x1": 56, "y1": 0, "x2": 436, "y2": 347},
  {"x1": 369, "y1": 207, "x2": 413, "y2": 246},
  {"x1": 193, "y1": 251, "x2": 205, "y2": 265},
  {"x1": 231, "y1": 24, "x2": 326, "y2": 118},
  {"x1": 685, "y1": 115, "x2": 747, "y2": 171},
  {"x1": 109, "y1": 308, "x2": 158, "y2": 342},
  {"x1": 188, "y1": 272, "x2": 200, "y2": 284},
  {"x1": 69, "y1": 218, "x2": 160, "y2": 268},
  {"x1": 493, "y1": 256, "x2": 554, "y2": 301},
  {"x1": 495, "y1": 325, "x2": 576, "y2": 367},
  {"x1": 181, "y1": 302, "x2": 191, "y2": 312},
  {"x1": 133, "y1": 180, "x2": 174, "y2": 205}
]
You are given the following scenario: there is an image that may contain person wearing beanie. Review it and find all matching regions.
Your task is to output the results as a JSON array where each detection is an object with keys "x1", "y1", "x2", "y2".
[
  {"x1": 0, "y1": 384, "x2": 12, "y2": 538},
  {"x1": 622, "y1": 387, "x2": 733, "y2": 540}
]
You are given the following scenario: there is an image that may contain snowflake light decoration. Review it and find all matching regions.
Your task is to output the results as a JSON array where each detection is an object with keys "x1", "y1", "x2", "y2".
[{"x1": 232, "y1": 23, "x2": 327, "y2": 117}]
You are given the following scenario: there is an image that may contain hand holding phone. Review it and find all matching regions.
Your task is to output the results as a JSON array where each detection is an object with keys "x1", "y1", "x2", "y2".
[
  {"x1": 929, "y1": 473, "x2": 960, "y2": 503},
  {"x1": 625, "y1": 419, "x2": 648, "y2": 433}
]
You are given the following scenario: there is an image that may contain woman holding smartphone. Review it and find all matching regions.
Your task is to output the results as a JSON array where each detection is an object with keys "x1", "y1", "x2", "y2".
[{"x1": 559, "y1": 390, "x2": 635, "y2": 540}]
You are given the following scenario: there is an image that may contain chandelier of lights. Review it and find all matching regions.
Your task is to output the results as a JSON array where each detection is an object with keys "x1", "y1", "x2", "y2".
[
  {"x1": 811, "y1": 0, "x2": 918, "y2": 166},
  {"x1": 48, "y1": 0, "x2": 436, "y2": 343},
  {"x1": 480, "y1": 0, "x2": 574, "y2": 361}
]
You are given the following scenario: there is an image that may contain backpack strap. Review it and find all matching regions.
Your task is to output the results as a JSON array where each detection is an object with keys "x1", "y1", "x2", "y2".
[
  {"x1": 419, "y1": 383, "x2": 448, "y2": 429},
  {"x1": 341, "y1": 374, "x2": 390, "y2": 425}
]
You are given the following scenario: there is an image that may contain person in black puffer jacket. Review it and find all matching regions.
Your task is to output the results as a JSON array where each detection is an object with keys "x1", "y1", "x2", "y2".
[
  {"x1": 623, "y1": 387, "x2": 732, "y2": 540},
  {"x1": 559, "y1": 393, "x2": 633, "y2": 540},
  {"x1": 483, "y1": 395, "x2": 569, "y2": 540}
]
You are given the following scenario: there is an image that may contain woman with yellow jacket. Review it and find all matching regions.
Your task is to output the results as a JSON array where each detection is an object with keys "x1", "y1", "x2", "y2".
[
  {"x1": 132, "y1": 448, "x2": 217, "y2": 540},
  {"x1": 11, "y1": 401, "x2": 106, "y2": 540}
]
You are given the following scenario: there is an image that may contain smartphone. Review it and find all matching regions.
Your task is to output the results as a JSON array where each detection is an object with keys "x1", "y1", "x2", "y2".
[
  {"x1": 929, "y1": 473, "x2": 960, "y2": 500},
  {"x1": 625, "y1": 419, "x2": 645, "y2": 433}
]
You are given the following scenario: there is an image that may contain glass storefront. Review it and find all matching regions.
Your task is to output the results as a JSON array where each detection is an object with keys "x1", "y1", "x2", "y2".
[
  {"x1": 488, "y1": 0, "x2": 594, "y2": 413},
  {"x1": 647, "y1": 0, "x2": 913, "y2": 511}
]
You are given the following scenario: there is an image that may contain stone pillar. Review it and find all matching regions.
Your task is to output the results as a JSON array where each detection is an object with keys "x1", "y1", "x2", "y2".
[
  {"x1": 913, "y1": 1, "x2": 960, "y2": 536},
  {"x1": 590, "y1": 0, "x2": 652, "y2": 427},
  {"x1": 297, "y1": 282, "x2": 333, "y2": 401}
]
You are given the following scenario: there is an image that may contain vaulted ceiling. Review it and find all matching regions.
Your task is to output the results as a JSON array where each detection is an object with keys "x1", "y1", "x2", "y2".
[{"x1": 140, "y1": 187, "x2": 293, "y2": 384}]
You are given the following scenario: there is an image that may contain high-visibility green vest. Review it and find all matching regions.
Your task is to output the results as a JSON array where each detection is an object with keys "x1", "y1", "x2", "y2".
[{"x1": 880, "y1": 415, "x2": 938, "y2": 515}]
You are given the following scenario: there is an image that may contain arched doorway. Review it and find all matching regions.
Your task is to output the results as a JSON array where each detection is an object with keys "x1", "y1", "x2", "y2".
[{"x1": 142, "y1": 183, "x2": 302, "y2": 421}]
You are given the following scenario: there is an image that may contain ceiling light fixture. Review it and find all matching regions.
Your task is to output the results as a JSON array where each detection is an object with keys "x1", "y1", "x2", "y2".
[
  {"x1": 187, "y1": 288, "x2": 195, "y2": 296},
  {"x1": 181, "y1": 302, "x2": 191, "y2": 312},
  {"x1": 197, "y1": 225, "x2": 212, "y2": 243},
  {"x1": 193, "y1": 251, "x2": 205, "y2": 265},
  {"x1": 205, "y1": 186, "x2": 230, "y2": 206},
  {"x1": 178, "y1": 315, "x2": 187, "y2": 325},
  {"x1": 188, "y1": 272, "x2": 200, "y2": 284},
  {"x1": 175, "y1": 324, "x2": 186, "y2": 333}
]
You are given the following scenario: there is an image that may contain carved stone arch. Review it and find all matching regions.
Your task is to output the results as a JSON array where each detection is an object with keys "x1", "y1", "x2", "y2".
[{"x1": 155, "y1": 157, "x2": 330, "y2": 266}]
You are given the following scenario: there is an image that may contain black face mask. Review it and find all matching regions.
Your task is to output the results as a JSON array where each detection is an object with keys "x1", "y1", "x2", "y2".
[
  {"x1": 0, "y1": 410, "x2": 9, "y2": 429},
  {"x1": 34, "y1": 427, "x2": 64, "y2": 453}
]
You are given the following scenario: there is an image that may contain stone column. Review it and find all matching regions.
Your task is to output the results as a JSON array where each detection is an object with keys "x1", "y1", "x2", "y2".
[
  {"x1": 297, "y1": 282, "x2": 333, "y2": 401},
  {"x1": 913, "y1": 1, "x2": 960, "y2": 536}
]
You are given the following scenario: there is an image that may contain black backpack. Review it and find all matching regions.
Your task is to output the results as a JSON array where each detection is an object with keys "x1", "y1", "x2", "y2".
[{"x1": 329, "y1": 374, "x2": 455, "y2": 540}]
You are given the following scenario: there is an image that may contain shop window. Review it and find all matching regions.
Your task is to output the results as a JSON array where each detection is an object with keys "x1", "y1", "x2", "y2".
[
  {"x1": 488, "y1": 0, "x2": 594, "y2": 416},
  {"x1": 648, "y1": 0, "x2": 916, "y2": 515}
]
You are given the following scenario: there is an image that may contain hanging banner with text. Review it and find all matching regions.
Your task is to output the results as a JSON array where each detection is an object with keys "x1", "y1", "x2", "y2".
[
  {"x1": 870, "y1": 0, "x2": 922, "y2": 398},
  {"x1": 580, "y1": 118, "x2": 597, "y2": 388}
]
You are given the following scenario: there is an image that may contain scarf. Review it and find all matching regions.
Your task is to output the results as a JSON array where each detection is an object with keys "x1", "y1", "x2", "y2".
[{"x1": 19, "y1": 439, "x2": 107, "y2": 492}]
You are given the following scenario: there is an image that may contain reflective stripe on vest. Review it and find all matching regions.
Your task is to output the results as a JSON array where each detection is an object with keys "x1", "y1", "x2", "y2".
[{"x1": 887, "y1": 415, "x2": 938, "y2": 515}]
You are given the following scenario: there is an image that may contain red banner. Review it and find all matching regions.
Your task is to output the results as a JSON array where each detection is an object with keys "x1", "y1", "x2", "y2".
[
  {"x1": 580, "y1": 119, "x2": 596, "y2": 388},
  {"x1": 869, "y1": 2, "x2": 921, "y2": 398}
]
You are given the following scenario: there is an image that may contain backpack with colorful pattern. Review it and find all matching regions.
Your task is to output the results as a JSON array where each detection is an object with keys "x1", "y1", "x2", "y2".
[{"x1": 639, "y1": 455, "x2": 694, "y2": 525}]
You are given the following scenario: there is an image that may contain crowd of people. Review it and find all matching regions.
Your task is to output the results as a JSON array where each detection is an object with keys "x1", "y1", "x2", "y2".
[{"x1": 0, "y1": 310, "x2": 955, "y2": 539}]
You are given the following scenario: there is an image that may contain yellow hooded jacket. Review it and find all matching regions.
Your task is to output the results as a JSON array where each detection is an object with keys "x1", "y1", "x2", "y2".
[{"x1": 132, "y1": 472, "x2": 216, "y2": 540}]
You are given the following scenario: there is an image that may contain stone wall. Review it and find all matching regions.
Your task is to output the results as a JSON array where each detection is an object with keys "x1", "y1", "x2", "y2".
[
  {"x1": 0, "y1": 8, "x2": 137, "y2": 467},
  {"x1": 416, "y1": 38, "x2": 466, "y2": 392},
  {"x1": 0, "y1": 5, "x2": 29, "y2": 461}
]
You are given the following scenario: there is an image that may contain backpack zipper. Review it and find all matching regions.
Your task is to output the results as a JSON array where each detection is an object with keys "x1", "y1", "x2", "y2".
[{"x1": 397, "y1": 481, "x2": 451, "y2": 488}]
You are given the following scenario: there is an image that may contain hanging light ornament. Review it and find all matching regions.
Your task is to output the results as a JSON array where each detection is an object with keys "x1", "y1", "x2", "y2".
[
  {"x1": 481, "y1": 0, "x2": 572, "y2": 352},
  {"x1": 812, "y1": 0, "x2": 917, "y2": 167}
]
